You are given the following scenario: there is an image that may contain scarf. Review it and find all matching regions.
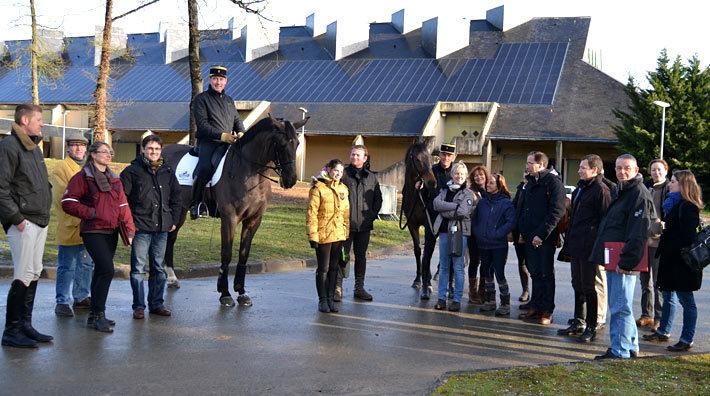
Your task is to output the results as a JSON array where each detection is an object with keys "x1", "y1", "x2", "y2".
[
  {"x1": 662, "y1": 191, "x2": 682, "y2": 214},
  {"x1": 89, "y1": 162, "x2": 112, "y2": 192},
  {"x1": 447, "y1": 180, "x2": 466, "y2": 192},
  {"x1": 142, "y1": 156, "x2": 164, "y2": 171}
]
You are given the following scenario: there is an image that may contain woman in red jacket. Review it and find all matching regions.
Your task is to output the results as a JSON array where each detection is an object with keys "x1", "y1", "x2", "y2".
[{"x1": 62, "y1": 142, "x2": 135, "y2": 333}]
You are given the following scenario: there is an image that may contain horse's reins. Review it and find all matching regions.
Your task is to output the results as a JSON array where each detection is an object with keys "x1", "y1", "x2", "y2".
[{"x1": 235, "y1": 129, "x2": 292, "y2": 186}]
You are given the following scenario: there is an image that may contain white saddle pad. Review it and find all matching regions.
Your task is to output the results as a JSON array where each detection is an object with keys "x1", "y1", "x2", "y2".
[{"x1": 174, "y1": 147, "x2": 229, "y2": 187}]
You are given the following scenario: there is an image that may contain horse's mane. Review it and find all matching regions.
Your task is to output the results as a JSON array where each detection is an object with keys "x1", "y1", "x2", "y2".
[{"x1": 235, "y1": 117, "x2": 275, "y2": 148}]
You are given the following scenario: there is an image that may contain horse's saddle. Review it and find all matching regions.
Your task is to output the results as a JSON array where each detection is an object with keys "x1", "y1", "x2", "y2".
[{"x1": 175, "y1": 146, "x2": 232, "y2": 187}]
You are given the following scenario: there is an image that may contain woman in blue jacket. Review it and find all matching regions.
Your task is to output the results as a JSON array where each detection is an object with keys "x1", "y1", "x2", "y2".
[{"x1": 473, "y1": 173, "x2": 516, "y2": 316}]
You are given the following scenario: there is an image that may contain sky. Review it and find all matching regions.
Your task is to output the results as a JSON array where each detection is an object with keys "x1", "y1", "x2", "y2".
[{"x1": 0, "y1": 0, "x2": 706, "y2": 84}]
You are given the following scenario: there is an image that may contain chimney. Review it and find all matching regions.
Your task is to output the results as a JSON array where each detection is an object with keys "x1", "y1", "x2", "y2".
[
  {"x1": 239, "y1": 13, "x2": 276, "y2": 61},
  {"x1": 421, "y1": 16, "x2": 468, "y2": 58},
  {"x1": 163, "y1": 23, "x2": 188, "y2": 64},
  {"x1": 37, "y1": 28, "x2": 64, "y2": 58},
  {"x1": 93, "y1": 25, "x2": 127, "y2": 66},
  {"x1": 486, "y1": 5, "x2": 504, "y2": 30}
]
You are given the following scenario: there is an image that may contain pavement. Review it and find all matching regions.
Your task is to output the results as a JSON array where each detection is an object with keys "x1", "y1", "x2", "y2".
[{"x1": 1, "y1": 245, "x2": 708, "y2": 395}]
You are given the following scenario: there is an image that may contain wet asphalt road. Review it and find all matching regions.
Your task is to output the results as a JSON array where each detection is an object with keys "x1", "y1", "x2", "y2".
[{"x1": 1, "y1": 245, "x2": 708, "y2": 395}]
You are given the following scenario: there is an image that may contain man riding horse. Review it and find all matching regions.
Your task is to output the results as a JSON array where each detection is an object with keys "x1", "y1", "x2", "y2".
[{"x1": 190, "y1": 65, "x2": 246, "y2": 220}]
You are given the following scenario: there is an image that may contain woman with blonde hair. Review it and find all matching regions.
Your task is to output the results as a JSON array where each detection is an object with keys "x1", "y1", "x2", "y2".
[{"x1": 643, "y1": 169, "x2": 703, "y2": 351}]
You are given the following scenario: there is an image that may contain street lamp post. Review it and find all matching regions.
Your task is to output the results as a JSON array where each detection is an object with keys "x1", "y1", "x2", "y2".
[
  {"x1": 298, "y1": 107, "x2": 308, "y2": 181},
  {"x1": 62, "y1": 109, "x2": 70, "y2": 159},
  {"x1": 653, "y1": 100, "x2": 670, "y2": 160}
]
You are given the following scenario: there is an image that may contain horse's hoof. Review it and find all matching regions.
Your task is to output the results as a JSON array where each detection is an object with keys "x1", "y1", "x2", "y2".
[
  {"x1": 220, "y1": 296, "x2": 235, "y2": 307},
  {"x1": 411, "y1": 280, "x2": 422, "y2": 289},
  {"x1": 167, "y1": 279, "x2": 180, "y2": 289},
  {"x1": 237, "y1": 294, "x2": 252, "y2": 307}
]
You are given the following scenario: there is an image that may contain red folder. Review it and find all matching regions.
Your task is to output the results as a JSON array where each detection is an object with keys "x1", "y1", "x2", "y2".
[{"x1": 603, "y1": 241, "x2": 648, "y2": 272}]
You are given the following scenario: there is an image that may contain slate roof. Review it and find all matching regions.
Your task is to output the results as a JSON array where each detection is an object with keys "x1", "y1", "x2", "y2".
[{"x1": 0, "y1": 16, "x2": 627, "y2": 143}]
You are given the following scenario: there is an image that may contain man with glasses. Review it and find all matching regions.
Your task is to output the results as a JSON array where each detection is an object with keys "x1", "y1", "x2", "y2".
[
  {"x1": 51, "y1": 131, "x2": 94, "y2": 318},
  {"x1": 120, "y1": 135, "x2": 182, "y2": 319},
  {"x1": 516, "y1": 151, "x2": 566, "y2": 325},
  {"x1": 190, "y1": 65, "x2": 245, "y2": 219},
  {"x1": 592, "y1": 154, "x2": 653, "y2": 360},
  {"x1": 1, "y1": 104, "x2": 53, "y2": 348}
]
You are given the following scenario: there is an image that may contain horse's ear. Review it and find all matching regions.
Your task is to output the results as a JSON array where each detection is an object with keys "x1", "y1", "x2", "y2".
[{"x1": 293, "y1": 116, "x2": 310, "y2": 130}]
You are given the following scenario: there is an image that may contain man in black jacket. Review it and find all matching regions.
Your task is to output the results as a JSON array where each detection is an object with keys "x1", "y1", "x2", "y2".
[
  {"x1": 121, "y1": 135, "x2": 182, "y2": 319},
  {"x1": 190, "y1": 65, "x2": 245, "y2": 219},
  {"x1": 517, "y1": 151, "x2": 565, "y2": 325},
  {"x1": 338, "y1": 144, "x2": 382, "y2": 301},
  {"x1": 557, "y1": 154, "x2": 611, "y2": 342},
  {"x1": 0, "y1": 104, "x2": 53, "y2": 348},
  {"x1": 419, "y1": 143, "x2": 456, "y2": 300},
  {"x1": 592, "y1": 154, "x2": 652, "y2": 360}
]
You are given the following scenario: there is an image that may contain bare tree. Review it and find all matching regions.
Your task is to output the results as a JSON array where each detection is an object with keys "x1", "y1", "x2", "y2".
[
  {"x1": 187, "y1": 0, "x2": 201, "y2": 144},
  {"x1": 92, "y1": 0, "x2": 114, "y2": 144},
  {"x1": 29, "y1": 0, "x2": 39, "y2": 105}
]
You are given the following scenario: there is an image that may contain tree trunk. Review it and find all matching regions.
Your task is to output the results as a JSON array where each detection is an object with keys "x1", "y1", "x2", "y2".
[
  {"x1": 29, "y1": 0, "x2": 39, "y2": 105},
  {"x1": 188, "y1": 0, "x2": 202, "y2": 145},
  {"x1": 92, "y1": 0, "x2": 113, "y2": 145}
]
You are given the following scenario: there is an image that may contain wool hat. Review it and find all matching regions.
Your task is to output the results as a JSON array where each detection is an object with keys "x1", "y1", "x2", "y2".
[{"x1": 65, "y1": 131, "x2": 88, "y2": 144}]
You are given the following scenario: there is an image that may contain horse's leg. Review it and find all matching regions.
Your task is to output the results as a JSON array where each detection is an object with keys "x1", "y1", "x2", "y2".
[
  {"x1": 164, "y1": 208, "x2": 187, "y2": 289},
  {"x1": 408, "y1": 223, "x2": 422, "y2": 289},
  {"x1": 232, "y1": 215, "x2": 263, "y2": 307},
  {"x1": 217, "y1": 212, "x2": 239, "y2": 307}
]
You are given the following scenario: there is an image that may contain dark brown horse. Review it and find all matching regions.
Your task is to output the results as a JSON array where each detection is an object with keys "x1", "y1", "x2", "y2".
[
  {"x1": 162, "y1": 115, "x2": 308, "y2": 307},
  {"x1": 399, "y1": 141, "x2": 436, "y2": 289}
]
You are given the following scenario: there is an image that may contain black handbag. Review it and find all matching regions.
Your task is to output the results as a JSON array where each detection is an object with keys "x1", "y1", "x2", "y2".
[
  {"x1": 681, "y1": 224, "x2": 710, "y2": 272},
  {"x1": 448, "y1": 220, "x2": 463, "y2": 257}
]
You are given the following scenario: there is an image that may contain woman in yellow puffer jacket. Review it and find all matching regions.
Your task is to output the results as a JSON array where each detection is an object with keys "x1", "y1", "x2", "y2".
[{"x1": 307, "y1": 159, "x2": 350, "y2": 313}]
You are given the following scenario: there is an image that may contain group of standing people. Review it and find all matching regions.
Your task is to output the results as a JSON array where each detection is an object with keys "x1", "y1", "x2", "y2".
[{"x1": 307, "y1": 144, "x2": 383, "y2": 312}]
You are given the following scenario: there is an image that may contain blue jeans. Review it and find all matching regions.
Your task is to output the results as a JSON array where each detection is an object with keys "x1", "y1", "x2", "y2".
[
  {"x1": 437, "y1": 233, "x2": 468, "y2": 303},
  {"x1": 657, "y1": 290, "x2": 697, "y2": 344},
  {"x1": 130, "y1": 231, "x2": 168, "y2": 311},
  {"x1": 607, "y1": 271, "x2": 638, "y2": 358},
  {"x1": 55, "y1": 244, "x2": 93, "y2": 305}
]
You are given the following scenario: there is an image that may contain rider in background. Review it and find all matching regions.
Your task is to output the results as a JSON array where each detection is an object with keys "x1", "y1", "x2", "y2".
[{"x1": 190, "y1": 65, "x2": 245, "y2": 220}]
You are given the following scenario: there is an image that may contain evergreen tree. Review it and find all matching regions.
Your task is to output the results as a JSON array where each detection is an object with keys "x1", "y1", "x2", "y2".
[{"x1": 614, "y1": 50, "x2": 709, "y2": 196}]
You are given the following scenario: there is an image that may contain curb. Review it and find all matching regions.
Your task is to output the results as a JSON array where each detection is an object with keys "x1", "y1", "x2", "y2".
[{"x1": 0, "y1": 245, "x2": 408, "y2": 280}]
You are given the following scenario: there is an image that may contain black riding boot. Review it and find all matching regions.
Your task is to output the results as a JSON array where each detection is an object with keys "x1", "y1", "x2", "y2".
[
  {"x1": 92, "y1": 311, "x2": 114, "y2": 333},
  {"x1": 326, "y1": 270, "x2": 338, "y2": 313},
  {"x1": 190, "y1": 176, "x2": 209, "y2": 219},
  {"x1": 2, "y1": 280, "x2": 37, "y2": 348},
  {"x1": 22, "y1": 280, "x2": 53, "y2": 342},
  {"x1": 316, "y1": 272, "x2": 329, "y2": 313}
]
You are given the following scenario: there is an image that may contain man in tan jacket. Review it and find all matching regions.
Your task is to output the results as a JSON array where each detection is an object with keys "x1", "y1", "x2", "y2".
[{"x1": 51, "y1": 131, "x2": 93, "y2": 317}]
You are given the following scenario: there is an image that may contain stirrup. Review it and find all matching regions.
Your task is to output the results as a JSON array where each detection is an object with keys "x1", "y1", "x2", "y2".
[{"x1": 191, "y1": 202, "x2": 209, "y2": 219}]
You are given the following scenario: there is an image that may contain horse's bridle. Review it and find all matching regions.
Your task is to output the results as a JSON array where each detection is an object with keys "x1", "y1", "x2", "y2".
[{"x1": 238, "y1": 126, "x2": 294, "y2": 186}]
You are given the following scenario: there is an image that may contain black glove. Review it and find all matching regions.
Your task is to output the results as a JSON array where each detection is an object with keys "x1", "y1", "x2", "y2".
[{"x1": 309, "y1": 240, "x2": 318, "y2": 249}]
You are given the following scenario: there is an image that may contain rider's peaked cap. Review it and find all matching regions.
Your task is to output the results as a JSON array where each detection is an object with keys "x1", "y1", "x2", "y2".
[
  {"x1": 440, "y1": 143, "x2": 456, "y2": 154},
  {"x1": 209, "y1": 65, "x2": 228, "y2": 78}
]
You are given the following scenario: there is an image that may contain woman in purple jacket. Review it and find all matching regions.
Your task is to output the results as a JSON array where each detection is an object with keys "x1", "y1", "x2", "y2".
[{"x1": 472, "y1": 173, "x2": 516, "y2": 316}]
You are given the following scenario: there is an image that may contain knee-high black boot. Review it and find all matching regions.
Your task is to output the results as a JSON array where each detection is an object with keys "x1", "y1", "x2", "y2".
[
  {"x1": 326, "y1": 271, "x2": 338, "y2": 313},
  {"x1": 315, "y1": 272, "x2": 329, "y2": 313},
  {"x1": 22, "y1": 280, "x2": 53, "y2": 342},
  {"x1": 2, "y1": 280, "x2": 37, "y2": 348}
]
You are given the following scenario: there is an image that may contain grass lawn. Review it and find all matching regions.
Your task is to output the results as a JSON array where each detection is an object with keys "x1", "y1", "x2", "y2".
[
  {"x1": 434, "y1": 353, "x2": 710, "y2": 395},
  {"x1": 0, "y1": 159, "x2": 413, "y2": 269}
]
